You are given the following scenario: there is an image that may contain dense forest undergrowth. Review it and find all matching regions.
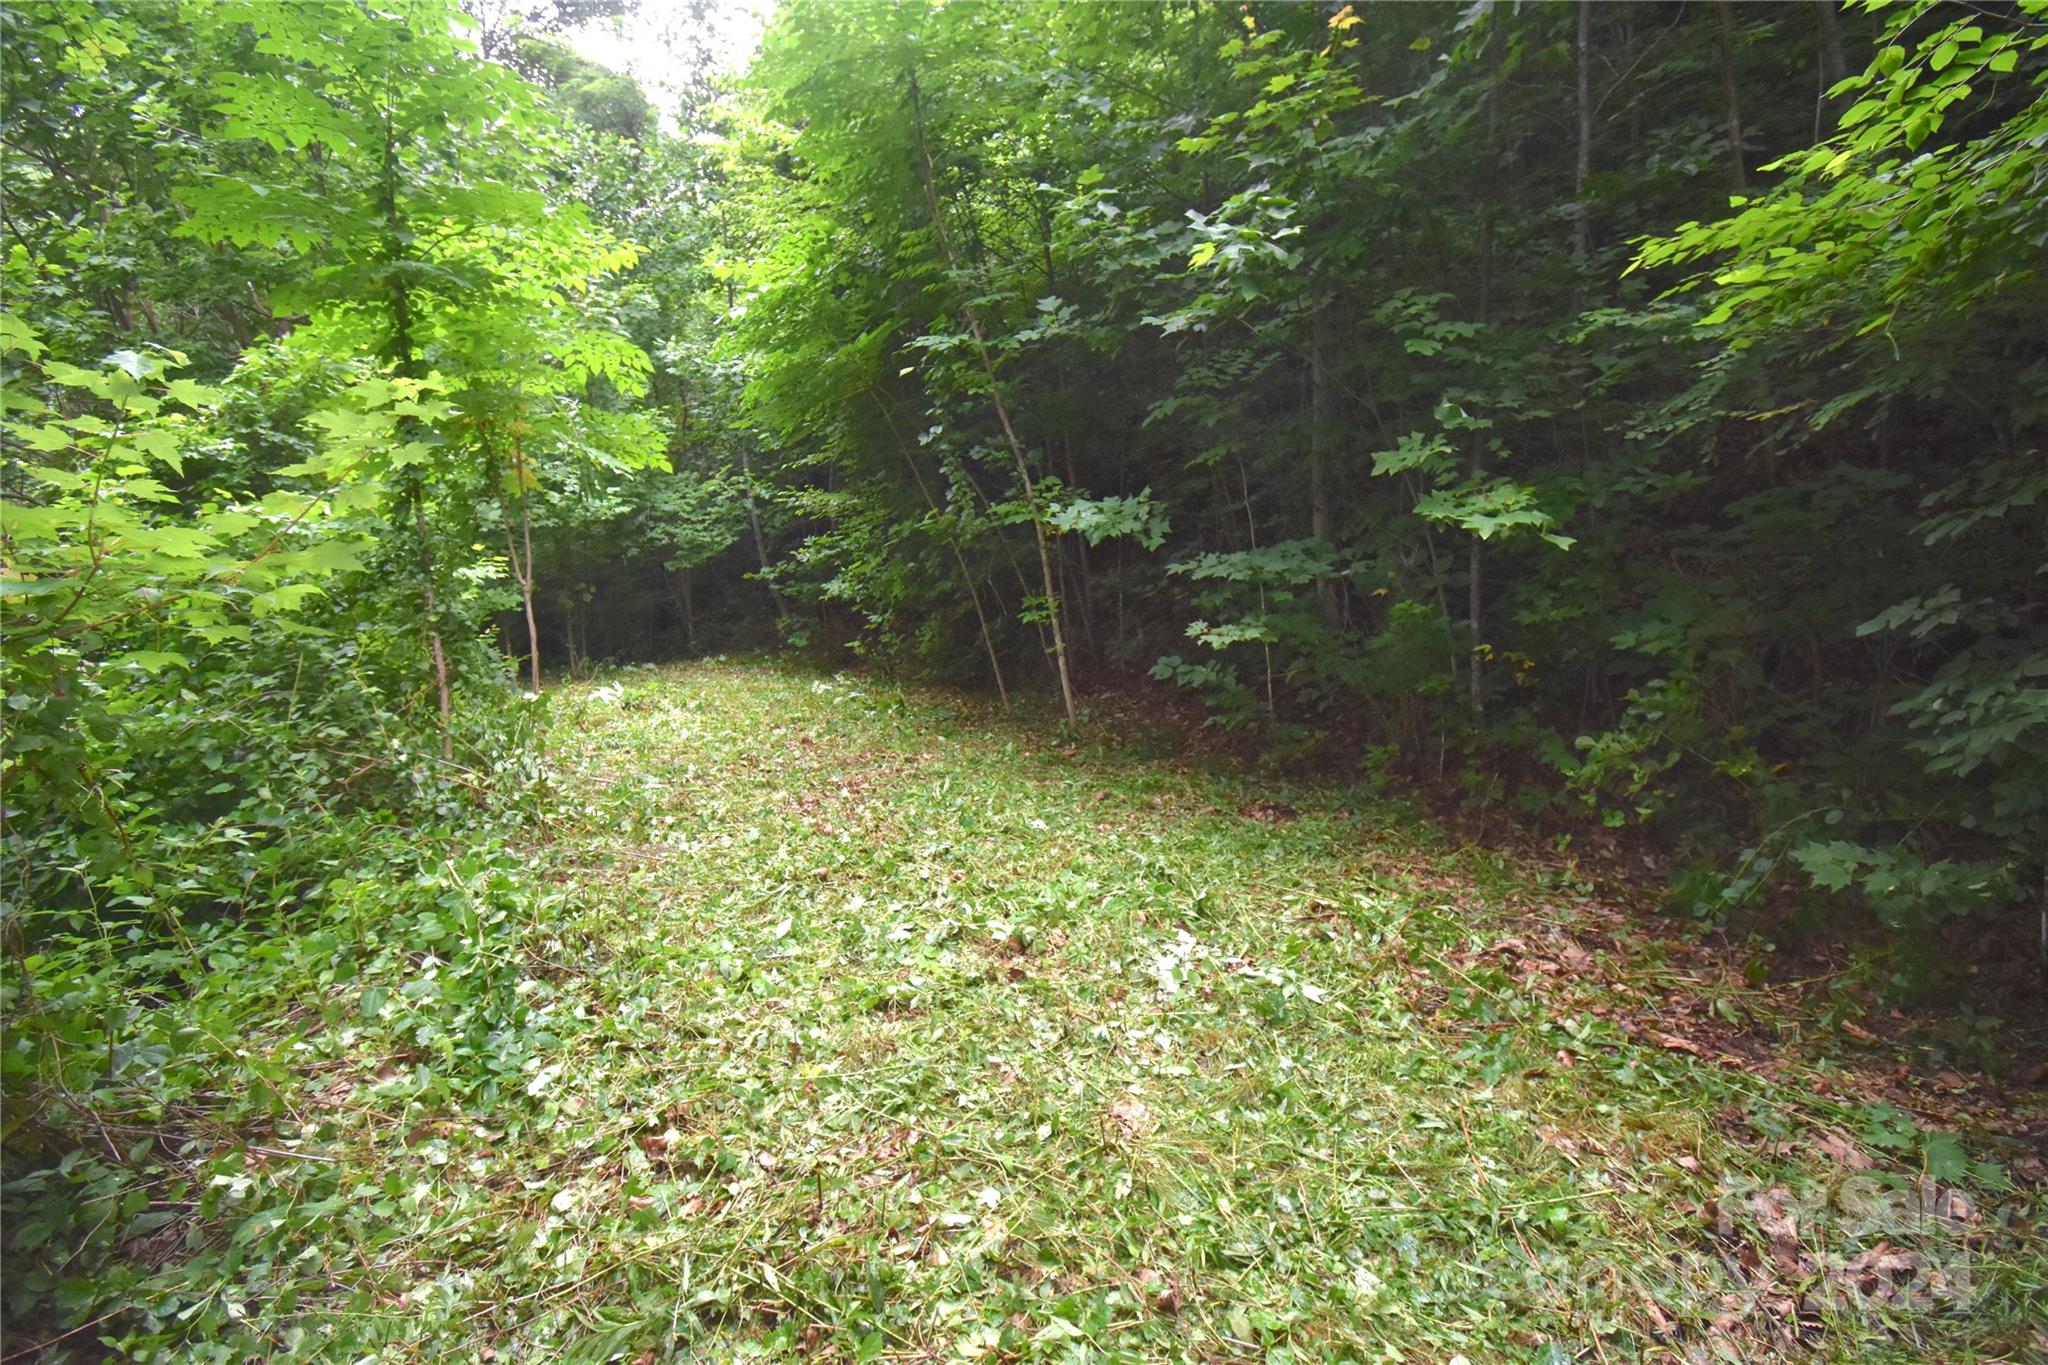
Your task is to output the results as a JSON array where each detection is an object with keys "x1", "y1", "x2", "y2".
[{"x1": 5, "y1": 0, "x2": 2048, "y2": 1357}]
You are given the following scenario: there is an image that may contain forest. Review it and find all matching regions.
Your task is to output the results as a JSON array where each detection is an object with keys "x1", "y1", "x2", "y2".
[{"x1": 2, "y1": 0, "x2": 2045, "y2": 1359}]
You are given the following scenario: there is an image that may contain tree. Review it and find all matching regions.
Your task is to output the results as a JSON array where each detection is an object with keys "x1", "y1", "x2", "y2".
[{"x1": 178, "y1": 0, "x2": 653, "y2": 712}]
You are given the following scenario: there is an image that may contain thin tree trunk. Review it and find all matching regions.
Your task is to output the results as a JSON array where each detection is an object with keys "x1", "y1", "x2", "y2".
[
  {"x1": 1115, "y1": 540, "x2": 1126, "y2": 647},
  {"x1": 380, "y1": 101, "x2": 451, "y2": 755},
  {"x1": 1309, "y1": 303, "x2": 1341, "y2": 630},
  {"x1": 1466, "y1": 526, "x2": 1484, "y2": 715},
  {"x1": 1814, "y1": 1, "x2": 1849, "y2": 90},
  {"x1": 737, "y1": 445, "x2": 787, "y2": 620},
  {"x1": 680, "y1": 567, "x2": 696, "y2": 651},
  {"x1": 1418, "y1": 514, "x2": 1461, "y2": 687},
  {"x1": 872, "y1": 392, "x2": 1010, "y2": 703},
  {"x1": 505, "y1": 433, "x2": 542, "y2": 692},
  {"x1": 1044, "y1": 218, "x2": 1097, "y2": 653},
  {"x1": 1239, "y1": 455, "x2": 1275, "y2": 715},
  {"x1": 1813, "y1": 0, "x2": 1850, "y2": 137},
  {"x1": 1575, "y1": 0, "x2": 1595, "y2": 262},
  {"x1": 519, "y1": 493, "x2": 539, "y2": 692},
  {"x1": 415, "y1": 497, "x2": 453, "y2": 751},
  {"x1": 909, "y1": 72, "x2": 1075, "y2": 724},
  {"x1": 1469, "y1": 49, "x2": 1501, "y2": 718},
  {"x1": 942, "y1": 444, "x2": 1051, "y2": 664},
  {"x1": 1715, "y1": 0, "x2": 1749, "y2": 193},
  {"x1": 504, "y1": 520, "x2": 539, "y2": 691},
  {"x1": 1062, "y1": 422, "x2": 1097, "y2": 648},
  {"x1": 1572, "y1": 0, "x2": 1599, "y2": 485}
]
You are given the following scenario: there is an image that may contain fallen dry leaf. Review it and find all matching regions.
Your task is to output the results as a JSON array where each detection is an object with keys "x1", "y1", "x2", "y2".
[
  {"x1": 1915, "y1": 1176, "x2": 1976, "y2": 1225},
  {"x1": 1812, "y1": 1130, "x2": 1874, "y2": 1171},
  {"x1": 1749, "y1": 1187, "x2": 1805, "y2": 1274},
  {"x1": 1827, "y1": 1241, "x2": 1926, "y2": 1304},
  {"x1": 637, "y1": 1127, "x2": 682, "y2": 1159},
  {"x1": 1106, "y1": 1096, "x2": 1154, "y2": 1140}
]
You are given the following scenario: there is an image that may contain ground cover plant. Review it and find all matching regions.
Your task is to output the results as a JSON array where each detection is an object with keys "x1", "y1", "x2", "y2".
[{"x1": 8, "y1": 660, "x2": 2043, "y2": 1359}]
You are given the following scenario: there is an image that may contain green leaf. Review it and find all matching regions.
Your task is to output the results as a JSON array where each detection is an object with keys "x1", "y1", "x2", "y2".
[
  {"x1": 1791, "y1": 839, "x2": 1870, "y2": 893},
  {"x1": 0, "y1": 313, "x2": 46, "y2": 359},
  {"x1": 111, "y1": 649, "x2": 190, "y2": 674},
  {"x1": 1921, "y1": 1131, "x2": 1968, "y2": 1182},
  {"x1": 250, "y1": 583, "x2": 326, "y2": 617}
]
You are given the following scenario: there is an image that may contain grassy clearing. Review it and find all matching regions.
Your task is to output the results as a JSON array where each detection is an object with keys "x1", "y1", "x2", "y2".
[
  {"x1": 462, "y1": 659, "x2": 2036, "y2": 1361},
  {"x1": 9, "y1": 658, "x2": 2041, "y2": 1361}
]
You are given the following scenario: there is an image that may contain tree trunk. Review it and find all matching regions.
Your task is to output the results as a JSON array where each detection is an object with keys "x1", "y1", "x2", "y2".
[
  {"x1": 1062, "y1": 423, "x2": 1097, "y2": 648},
  {"x1": 1469, "y1": 47, "x2": 1501, "y2": 718},
  {"x1": 1814, "y1": 1, "x2": 1849, "y2": 90},
  {"x1": 909, "y1": 71, "x2": 1076, "y2": 724},
  {"x1": 414, "y1": 496, "x2": 453, "y2": 751},
  {"x1": 737, "y1": 445, "x2": 787, "y2": 620},
  {"x1": 1239, "y1": 455, "x2": 1276, "y2": 715},
  {"x1": 1813, "y1": 0, "x2": 1850, "y2": 137},
  {"x1": 1574, "y1": 0, "x2": 1594, "y2": 262},
  {"x1": 568, "y1": 595, "x2": 588, "y2": 679},
  {"x1": 679, "y1": 567, "x2": 696, "y2": 652},
  {"x1": 497, "y1": 432, "x2": 543, "y2": 693},
  {"x1": 871, "y1": 392, "x2": 1009, "y2": 703},
  {"x1": 380, "y1": 102, "x2": 451, "y2": 755},
  {"x1": 519, "y1": 500, "x2": 539, "y2": 692},
  {"x1": 1309, "y1": 303, "x2": 1341, "y2": 630},
  {"x1": 1715, "y1": 0, "x2": 1749, "y2": 193},
  {"x1": 949, "y1": 441, "x2": 1053, "y2": 667}
]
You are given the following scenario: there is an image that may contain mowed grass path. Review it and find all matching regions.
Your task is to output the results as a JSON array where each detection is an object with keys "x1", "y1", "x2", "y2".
[{"x1": 479, "y1": 660, "x2": 2037, "y2": 1362}]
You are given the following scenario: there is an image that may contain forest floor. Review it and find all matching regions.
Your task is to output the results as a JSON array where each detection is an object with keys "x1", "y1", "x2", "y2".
[
  {"x1": 439, "y1": 657, "x2": 2039, "y2": 1362},
  {"x1": 40, "y1": 658, "x2": 2042, "y2": 1363}
]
